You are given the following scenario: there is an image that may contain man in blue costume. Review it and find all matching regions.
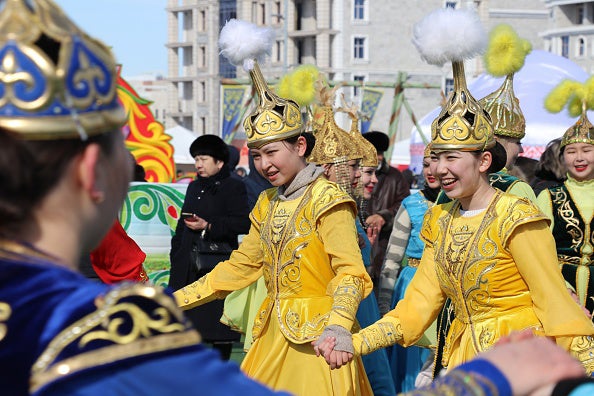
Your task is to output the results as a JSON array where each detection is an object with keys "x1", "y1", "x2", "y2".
[{"x1": 0, "y1": 1, "x2": 285, "y2": 395}]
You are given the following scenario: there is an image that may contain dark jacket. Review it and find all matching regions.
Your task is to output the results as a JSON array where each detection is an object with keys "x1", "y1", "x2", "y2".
[
  {"x1": 366, "y1": 159, "x2": 410, "y2": 278},
  {"x1": 169, "y1": 166, "x2": 250, "y2": 341}
]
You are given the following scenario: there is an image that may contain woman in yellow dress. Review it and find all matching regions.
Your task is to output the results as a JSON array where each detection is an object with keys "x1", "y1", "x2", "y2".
[
  {"x1": 174, "y1": 20, "x2": 373, "y2": 395},
  {"x1": 315, "y1": 8, "x2": 594, "y2": 375}
]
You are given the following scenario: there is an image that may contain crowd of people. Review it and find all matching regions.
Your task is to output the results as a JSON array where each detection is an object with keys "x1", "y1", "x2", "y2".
[{"x1": 2, "y1": 2, "x2": 594, "y2": 396}]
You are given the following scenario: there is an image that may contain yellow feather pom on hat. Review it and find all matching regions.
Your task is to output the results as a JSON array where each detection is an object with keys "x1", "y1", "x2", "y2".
[
  {"x1": 545, "y1": 76, "x2": 594, "y2": 148},
  {"x1": 480, "y1": 24, "x2": 531, "y2": 140}
]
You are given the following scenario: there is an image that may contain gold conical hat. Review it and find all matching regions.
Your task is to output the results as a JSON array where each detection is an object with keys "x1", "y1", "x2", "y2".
[
  {"x1": 356, "y1": 132, "x2": 377, "y2": 168},
  {"x1": 480, "y1": 74, "x2": 526, "y2": 139},
  {"x1": 423, "y1": 143, "x2": 432, "y2": 158},
  {"x1": 561, "y1": 107, "x2": 594, "y2": 148},
  {"x1": 431, "y1": 61, "x2": 495, "y2": 152},
  {"x1": 243, "y1": 61, "x2": 303, "y2": 149},
  {"x1": 339, "y1": 97, "x2": 376, "y2": 167},
  {"x1": 307, "y1": 105, "x2": 361, "y2": 164}
]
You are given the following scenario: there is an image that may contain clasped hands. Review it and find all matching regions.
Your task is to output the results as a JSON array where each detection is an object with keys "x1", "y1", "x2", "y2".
[{"x1": 312, "y1": 329, "x2": 353, "y2": 370}]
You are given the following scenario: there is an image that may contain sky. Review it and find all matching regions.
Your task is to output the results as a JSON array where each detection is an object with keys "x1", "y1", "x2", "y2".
[{"x1": 55, "y1": 0, "x2": 168, "y2": 78}]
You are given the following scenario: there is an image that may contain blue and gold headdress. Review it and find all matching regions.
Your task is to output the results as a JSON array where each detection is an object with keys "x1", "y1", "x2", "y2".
[{"x1": 0, "y1": 0, "x2": 126, "y2": 140}]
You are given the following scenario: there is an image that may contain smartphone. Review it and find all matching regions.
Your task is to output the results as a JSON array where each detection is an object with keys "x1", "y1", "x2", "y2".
[{"x1": 181, "y1": 212, "x2": 198, "y2": 222}]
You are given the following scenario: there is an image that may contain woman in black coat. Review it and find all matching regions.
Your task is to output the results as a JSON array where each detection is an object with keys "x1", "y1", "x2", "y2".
[{"x1": 169, "y1": 134, "x2": 250, "y2": 359}]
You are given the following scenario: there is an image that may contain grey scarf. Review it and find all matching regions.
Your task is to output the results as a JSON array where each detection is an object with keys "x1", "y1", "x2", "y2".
[{"x1": 277, "y1": 163, "x2": 324, "y2": 201}]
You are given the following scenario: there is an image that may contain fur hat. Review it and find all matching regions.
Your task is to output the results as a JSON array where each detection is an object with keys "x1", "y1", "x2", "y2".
[
  {"x1": 363, "y1": 131, "x2": 390, "y2": 153},
  {"x1": 189, "y1": 135, "x2": 229, "y2": 163}
]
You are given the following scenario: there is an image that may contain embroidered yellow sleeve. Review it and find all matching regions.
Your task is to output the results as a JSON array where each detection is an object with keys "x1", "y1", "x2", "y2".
[
  {"x1": 569, "y1": 335, "x2": 594, "y2": 375},
  {"x1": 352, "y1": 316, "x2": 404, "y2": 355},
  {"x1": 173, "y1": 276, "x2": 224, "y2": 309},
  {"x1": 327, "y1": 275, "x2": 364, "y2": 330}
]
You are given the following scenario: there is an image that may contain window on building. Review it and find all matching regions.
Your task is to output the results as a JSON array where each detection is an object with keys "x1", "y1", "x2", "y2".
[
  {"x1": 275, "y1": 40, "x2": 282, "y2": 63},
  {"x1": 577, "y1": 4, "x2": 585, "y2": 24},
  {"x1": 200, "y1": 117, "x2": 206, "y2": 135},
  {"x1": 200, "y1": 81, "x2": 206, "y2": 102},
  {"x1": 354, "y1": 0, "x2": 365, "y2": 20},
  {"x1": 353, "y1": 75, "x2": 365, "y2": 97},
  {"x1": 274, "y1": 1, "x2": 282, "y2": 24},
  {"x1": 219, "y1": 0, "x2": 237, "y2": 77},
  {"x1": 561, "y1": 36, "x2": 569, "y2": 58},
  {"x1": 444, "y1": 78, "x2": 454, "y2": 96},
  {"x1": 445, "y1": 1, "x2": 457, "y2": 9},
  {"x1": 260, "y1": 3, "x2": 266, "y2": 24},
  {"x1": 251, "y1": 2, "x2": 258, "y2": 23},
  {"x1": 199, "y1": 46, "x2": 206, "y2": 68},
  {"x1": 578, "y1": 37, "x2": 586, "y2": 57},
  {"x1": 353, "y1": 37, "x2": 366, "y2": 60},
  {"x1": 155, "y1": 109, "x2": 159, "y2": 119},
  {"x1": 199, "y1": 10, "x2": 206, "y2": 31}
]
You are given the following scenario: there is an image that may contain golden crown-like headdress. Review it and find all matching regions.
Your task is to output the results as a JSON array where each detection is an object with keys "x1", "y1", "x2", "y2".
[
  {"x1": 307, "y1": 81, "x2": 362, "y2": 164},
  {"x1": 544, "y1": 78, "x2": 594, "y2": 149},
  {"x1": 413, "y1": 8, "x2": 495, "y2": 152},
  {"x1": 219, "y1": 19, "x2": 303, "y2": 149},
  {"x1": 561, "y1": 109, "x2": 594, "y2": 148},
  {"x1": 0, "y1": 0, "x2": 126, "y2": 140},
  {"x1": 243, "y1": 62, "x2": 303, "y2": 148},
  {"x1": 431, "y1": 61, "x2": 495, "y2": 151},
  {"x1": 423, "y1": 142, "x2": 432, "y2": 158},
  {"x1": 337, "y1": 94, "x2": 377, "y2": 167},
  {"x1": 479, "y1": 25, "x2": 531, "y2": 140},
  {"x1": 480, "y1": 75, "x2": 525, "y2": 139}
]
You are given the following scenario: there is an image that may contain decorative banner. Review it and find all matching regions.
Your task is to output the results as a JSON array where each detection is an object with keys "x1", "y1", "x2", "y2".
[
  {"x1": 117, "y1": 67, "x2": 175, "y2": 183},
  {"x1": 120, "y1": 182, "x2": 188, "y2": 286},
  {"x1": 360, "y1": 88, "x2": 384, "y2": 133},
  {"x1": 221, "y1": 85, "x2": 247, "y2": 142}
]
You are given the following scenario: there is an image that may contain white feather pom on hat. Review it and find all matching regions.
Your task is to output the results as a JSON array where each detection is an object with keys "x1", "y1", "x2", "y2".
[
  {"x1": 412, "y1": 8, "x2": 487, "y2": 67},
  {"x1": 219, "y1": 19, "x2": 276, "y2": 72}
]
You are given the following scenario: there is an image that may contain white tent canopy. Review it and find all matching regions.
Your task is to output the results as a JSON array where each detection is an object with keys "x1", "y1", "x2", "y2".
[
  {"x1": 166, "y1": 125, "x2": 198, "y2": 164},
  {"x1": 409, "y1": 50, "x2": 592, "y2": 174}
]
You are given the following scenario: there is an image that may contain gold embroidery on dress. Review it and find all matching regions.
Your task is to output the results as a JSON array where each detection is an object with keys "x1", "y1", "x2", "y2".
[
  {"x1": 331, "y1": 275, "x2": 364, "y2": 322},
  {"x1": 256, "y1": 179, "x2": 357, "y2": 342},
  {"x1": 0, "y1": 302, "x2": 10, "y2": 341},
  {"x1": 552, "y1": 188, "x2": 583, "y2": 250},
  {"x1": 570, "y1": 335, "x2": 594, "y2": 375},
  {"x1": 359, "y1": 321, "x2": 404, "y2": 355},
  {"x1": 271, "y1": 207, "x2": 291, "y2": 245},
  {"x1": 285, "y1": 309, "x2": 328, "y2": 339}
]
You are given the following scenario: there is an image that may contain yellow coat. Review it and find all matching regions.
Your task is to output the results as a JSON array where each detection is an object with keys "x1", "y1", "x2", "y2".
[
  {"x1": 352, "y1": 190, "x2": 594, "y2": 373},
  {"x1": 175, "y1": 176, "x2": 373, "y2": 395}
]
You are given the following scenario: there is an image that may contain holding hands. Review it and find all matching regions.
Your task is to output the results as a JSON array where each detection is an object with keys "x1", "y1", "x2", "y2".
[{"x1": 312, "y1": 325, "x2": 355, "y2": 370}]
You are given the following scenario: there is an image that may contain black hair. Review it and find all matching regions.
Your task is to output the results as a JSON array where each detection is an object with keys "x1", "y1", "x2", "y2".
[
  {"x1": 0, "y1": 128, "x2": 117, "y2": 236},
  {"x1": 284, "y1": 132, "x2": 316, "y2": 157},
  {"x1": 469, "y1": 141, "x2": 506, "y2": 174}
]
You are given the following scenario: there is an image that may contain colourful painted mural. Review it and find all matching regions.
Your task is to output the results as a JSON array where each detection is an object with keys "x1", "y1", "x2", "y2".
[
  {"x1": 120, "y1": 182, "x2": 188, "y2": 287},
  {"x1": 117, "y1": 66, "x2": 175, "y2": 183}
]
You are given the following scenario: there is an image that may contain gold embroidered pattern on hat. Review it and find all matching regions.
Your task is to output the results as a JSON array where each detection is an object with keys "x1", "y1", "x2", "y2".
[
  {"x1": 0, "y1": 0, "x2": 126, "y2": 140},
  {"x1": 243, "y1": 62, "x2": 303, "y2": 149},
  {"x1": 431, "y1": 61, "x2": 495, "y2": 152}
]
